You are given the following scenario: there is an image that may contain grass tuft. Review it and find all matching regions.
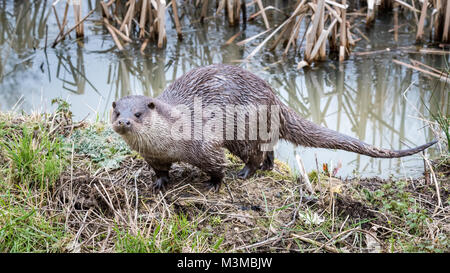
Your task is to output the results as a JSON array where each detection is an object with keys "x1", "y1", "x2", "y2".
[{"x1": 1, "y1": 124, "x2": 66, "y2": 189}]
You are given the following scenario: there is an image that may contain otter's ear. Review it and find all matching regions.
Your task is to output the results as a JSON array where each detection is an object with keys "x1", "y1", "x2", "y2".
[
  {"x1": 148, "y1": 102, "x2": 155, "y2": 110},
  {"x1": 112, "y1": 101, "x2": 116, "y2": 108}
]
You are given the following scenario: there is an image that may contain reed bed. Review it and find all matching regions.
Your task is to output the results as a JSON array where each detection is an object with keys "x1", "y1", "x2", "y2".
[
  {"x1": 248, "y1": 0, "x2": 450, "y2": 67},
  {"x1": 97, "y1": 0, "x2": 253, "y2": 50},
  {"x1": 50, "y1": 1, "x2": 449, "y2": 66},
  {"x1": 360, "y1": 0, "x2": 450, "y2": 43}
]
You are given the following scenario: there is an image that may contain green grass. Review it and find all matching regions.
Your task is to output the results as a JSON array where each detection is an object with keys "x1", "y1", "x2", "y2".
[
  {"x1": 359, "y1": 180, "x2": 449, "y2": 252},
  {"x1": 1, "y1": 125, "x2": 66, "y2": 189},
  {"x1": 0, "y1": 116, "x2": 69, "y2": 252},
  {"x1": 0, "y1": 191, "x2": 68, "y2": 252},
  {"x1": 361, "y1": 180, "x2": 430, "y2": 236},
  {"x1": 114, "y1": 214, "x2": 224, "y2": 253}
]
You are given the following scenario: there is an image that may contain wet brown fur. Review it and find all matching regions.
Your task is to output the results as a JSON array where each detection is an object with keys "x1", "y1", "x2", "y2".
[{"x1": 111, "y1": 64, "x2": 437, "y2": 190}]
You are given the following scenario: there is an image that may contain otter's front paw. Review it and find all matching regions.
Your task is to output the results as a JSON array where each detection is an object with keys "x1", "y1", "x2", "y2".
[
  {"x1": 237, "y1": 165, "x2": 257, "y2": 180},
  {"x1": 205, "y1": 179, "x2": 221, "y2": 192},
  {"x1": 153, "y1": 176, "x2": 169, "y2": 191}
]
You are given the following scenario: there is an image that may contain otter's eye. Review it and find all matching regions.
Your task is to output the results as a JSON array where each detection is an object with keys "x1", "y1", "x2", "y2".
[
  {"x1": 135, "y1": 112, "x2": 142, "y2": 118},
  {"x1": 115, "y1": 111, "x2": 120, "y2": 117}
]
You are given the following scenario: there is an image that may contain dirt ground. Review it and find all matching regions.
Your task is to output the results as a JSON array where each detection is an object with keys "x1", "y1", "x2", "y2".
[{"x1": 54, "y1": 144, "x2": 450, "y2": 252}]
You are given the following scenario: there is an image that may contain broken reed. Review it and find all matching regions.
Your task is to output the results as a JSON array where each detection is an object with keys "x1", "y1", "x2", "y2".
[{"x1": 246, "y1": 0, "x2": 355, "y2": 66}]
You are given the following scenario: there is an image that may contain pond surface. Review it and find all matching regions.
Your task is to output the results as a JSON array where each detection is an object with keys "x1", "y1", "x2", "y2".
[{"x1": 0, "y1": 0, "x2": 448, "y2": 178}]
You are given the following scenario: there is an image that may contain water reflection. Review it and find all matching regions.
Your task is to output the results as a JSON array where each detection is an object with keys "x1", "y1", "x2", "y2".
[{"x1": 0, "y1": 0, "x2": 448, "y2": 178}]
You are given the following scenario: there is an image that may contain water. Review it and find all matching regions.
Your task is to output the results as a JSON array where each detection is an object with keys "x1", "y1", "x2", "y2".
[{"x1": 0, "y1": 0, "x2": 448, "y2": 178}]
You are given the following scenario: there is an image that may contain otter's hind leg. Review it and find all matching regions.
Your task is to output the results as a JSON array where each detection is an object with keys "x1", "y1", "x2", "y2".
[
  {"x1": 239, "y1": 151, "x2": 274, "y2": 178},
  {"x1": 260, "y1": 151, "x2": 274, "y2": 171},
  {"x1": 226, "y1": 141, "x2": 265, "y2": 180},
  {"x1": 237, "y1": 153, "x2": 264, "y2": 179}
]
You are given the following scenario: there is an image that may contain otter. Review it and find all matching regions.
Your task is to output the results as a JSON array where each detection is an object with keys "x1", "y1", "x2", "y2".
[{"x1": 111, "y1": 64, "x2": 437, "y2": 190}]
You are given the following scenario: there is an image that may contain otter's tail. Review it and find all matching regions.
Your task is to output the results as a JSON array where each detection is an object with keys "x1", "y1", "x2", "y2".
[{"x1": 280, "y1": 106, "x2": 437, "y2": 158}]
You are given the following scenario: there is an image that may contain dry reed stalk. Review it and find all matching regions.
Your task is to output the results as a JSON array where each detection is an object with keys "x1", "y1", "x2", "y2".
[
  {"x1": 246, "y1": 0, "x2": 307, "y2": 59},
  {"x1": 52, "y1": 2, "x2": 64, "y2": 34},
  {"x1": 148, "y1": 0, "x2": 154, "y2": 39},
  {"x1": 139, "y1": 0, "x2": 148, "y2": 38},
  {"x1": 270, "y1": 21, "x2": 291, "y2": 50},
  {"x1": 256, "y1": 0, "x2": 270, "y2": 29},
  {"x1": 216, "y1": 0, "x2": 226, "y2": 16},
  {"x1": 295, "y1": 155, "x2": 314, "y2": 194},
  {"x1": 234, "y1": 0, "x2": 241, "y2": 24},
  {"x1": 304, "y1": 0, "x2": 325, "y2": 61},
  {"x1": 325, "y1": 0, "x2": 346, "y2": 9},
  {"x1": 291, "y1": 13, "x2": 305, "y2": 49},
  {"x1": 52, "y1": 8, "x2": 95, "y2": 47},
  {"x1": 201, "y1": 0, "x2": 209, "y2": 23},
  {"x1": 247, "y1": 5, "x2": 275, "y2": 21},
  {"x1": 119, "y1": 0, "x2": 135, "y2": 36},
  {"x1": 236, "y1": 28, "x2": 271, "y2": 46},
  {"x1": 104, "y1": 21, "x2": 123, "y2": 50},
  {"x1": 73, "y1": 1, "x2": 83, "y2": 37},
  {"x1": 443, "y1": 0, "x2": 450, "y2": 42},
  {"x1": 283, "y1": 14, "x2": 304, "y2": 54},
  {"x1": 393, "y1": 59, "x2": 450, "y2": 83},
  {"x1": 366, "y1": 0, "x2": 376, "y2": 26},
  {"x1": 171, "y1": 0, "x2": 183, "y2": 40},
  {"x1": 61, "y1": 1, "x2": 70, "y2": 33},
  {"x1": 354, "y1": 27, "x2": 370, "y2": 42},
  {"x1": 433, "y1": 0, "x2": 442, "y2": 41},
  {"x1": 410, "y1": 58, "x2": 448, "y2": 75},
  {"x1": 394, "y1": 2, "x2": 398, "y2": 42},
  {"x1": 104, "y1": 18, "x2": 132, "y2": 43},
  {"x1": 100, "y1": 1, "x2": 111, "y2": 18},
  {"x1": 156, "y1": 0, "x2": 166, "y2": 48},
  {"x1": 53, "y1": 0, "x2": 70, "y2": 42},
  {"x1": 325, "y1": 3, "x2": 342, "y2": 23},
  {"x1": 416, "y1": 0, "x2": 428, "y2": 42},
  {"x1": 339, "y1": 0, "x2": 346, "y2": 62},
  {"x1": 318, "y1": 1, "x2": 326, "y2": 60},
  {"x1": 281, "y1": 0, "x2": 309, "y2": 49},
  {"x1": 410, "y1": 0, "x2": 419, "y2": 23},
  {"x1": 226, "y1": 0, "x2": 235, "y2": 26},
  {"x1": 310, "y1": 18, "x2": 338, "y2": 61}
]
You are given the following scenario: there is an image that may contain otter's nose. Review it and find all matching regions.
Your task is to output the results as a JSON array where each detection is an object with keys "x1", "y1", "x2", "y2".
[
  {"x1": 114, "y1": 119, "x2": 133, "y2": 134},
  {"x1": 118, "y1": 119, "x2": 131, "y2": 127}
]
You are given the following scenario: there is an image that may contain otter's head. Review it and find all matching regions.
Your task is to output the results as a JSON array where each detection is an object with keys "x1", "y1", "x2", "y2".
[{"x1": 111, "y1": 95, "x2": 156, "y2": 136}]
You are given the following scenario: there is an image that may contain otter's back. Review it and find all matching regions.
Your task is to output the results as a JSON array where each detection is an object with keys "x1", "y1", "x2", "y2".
[{"x1": 158, "y1": 64, "x2": 280, "y2": 107}]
